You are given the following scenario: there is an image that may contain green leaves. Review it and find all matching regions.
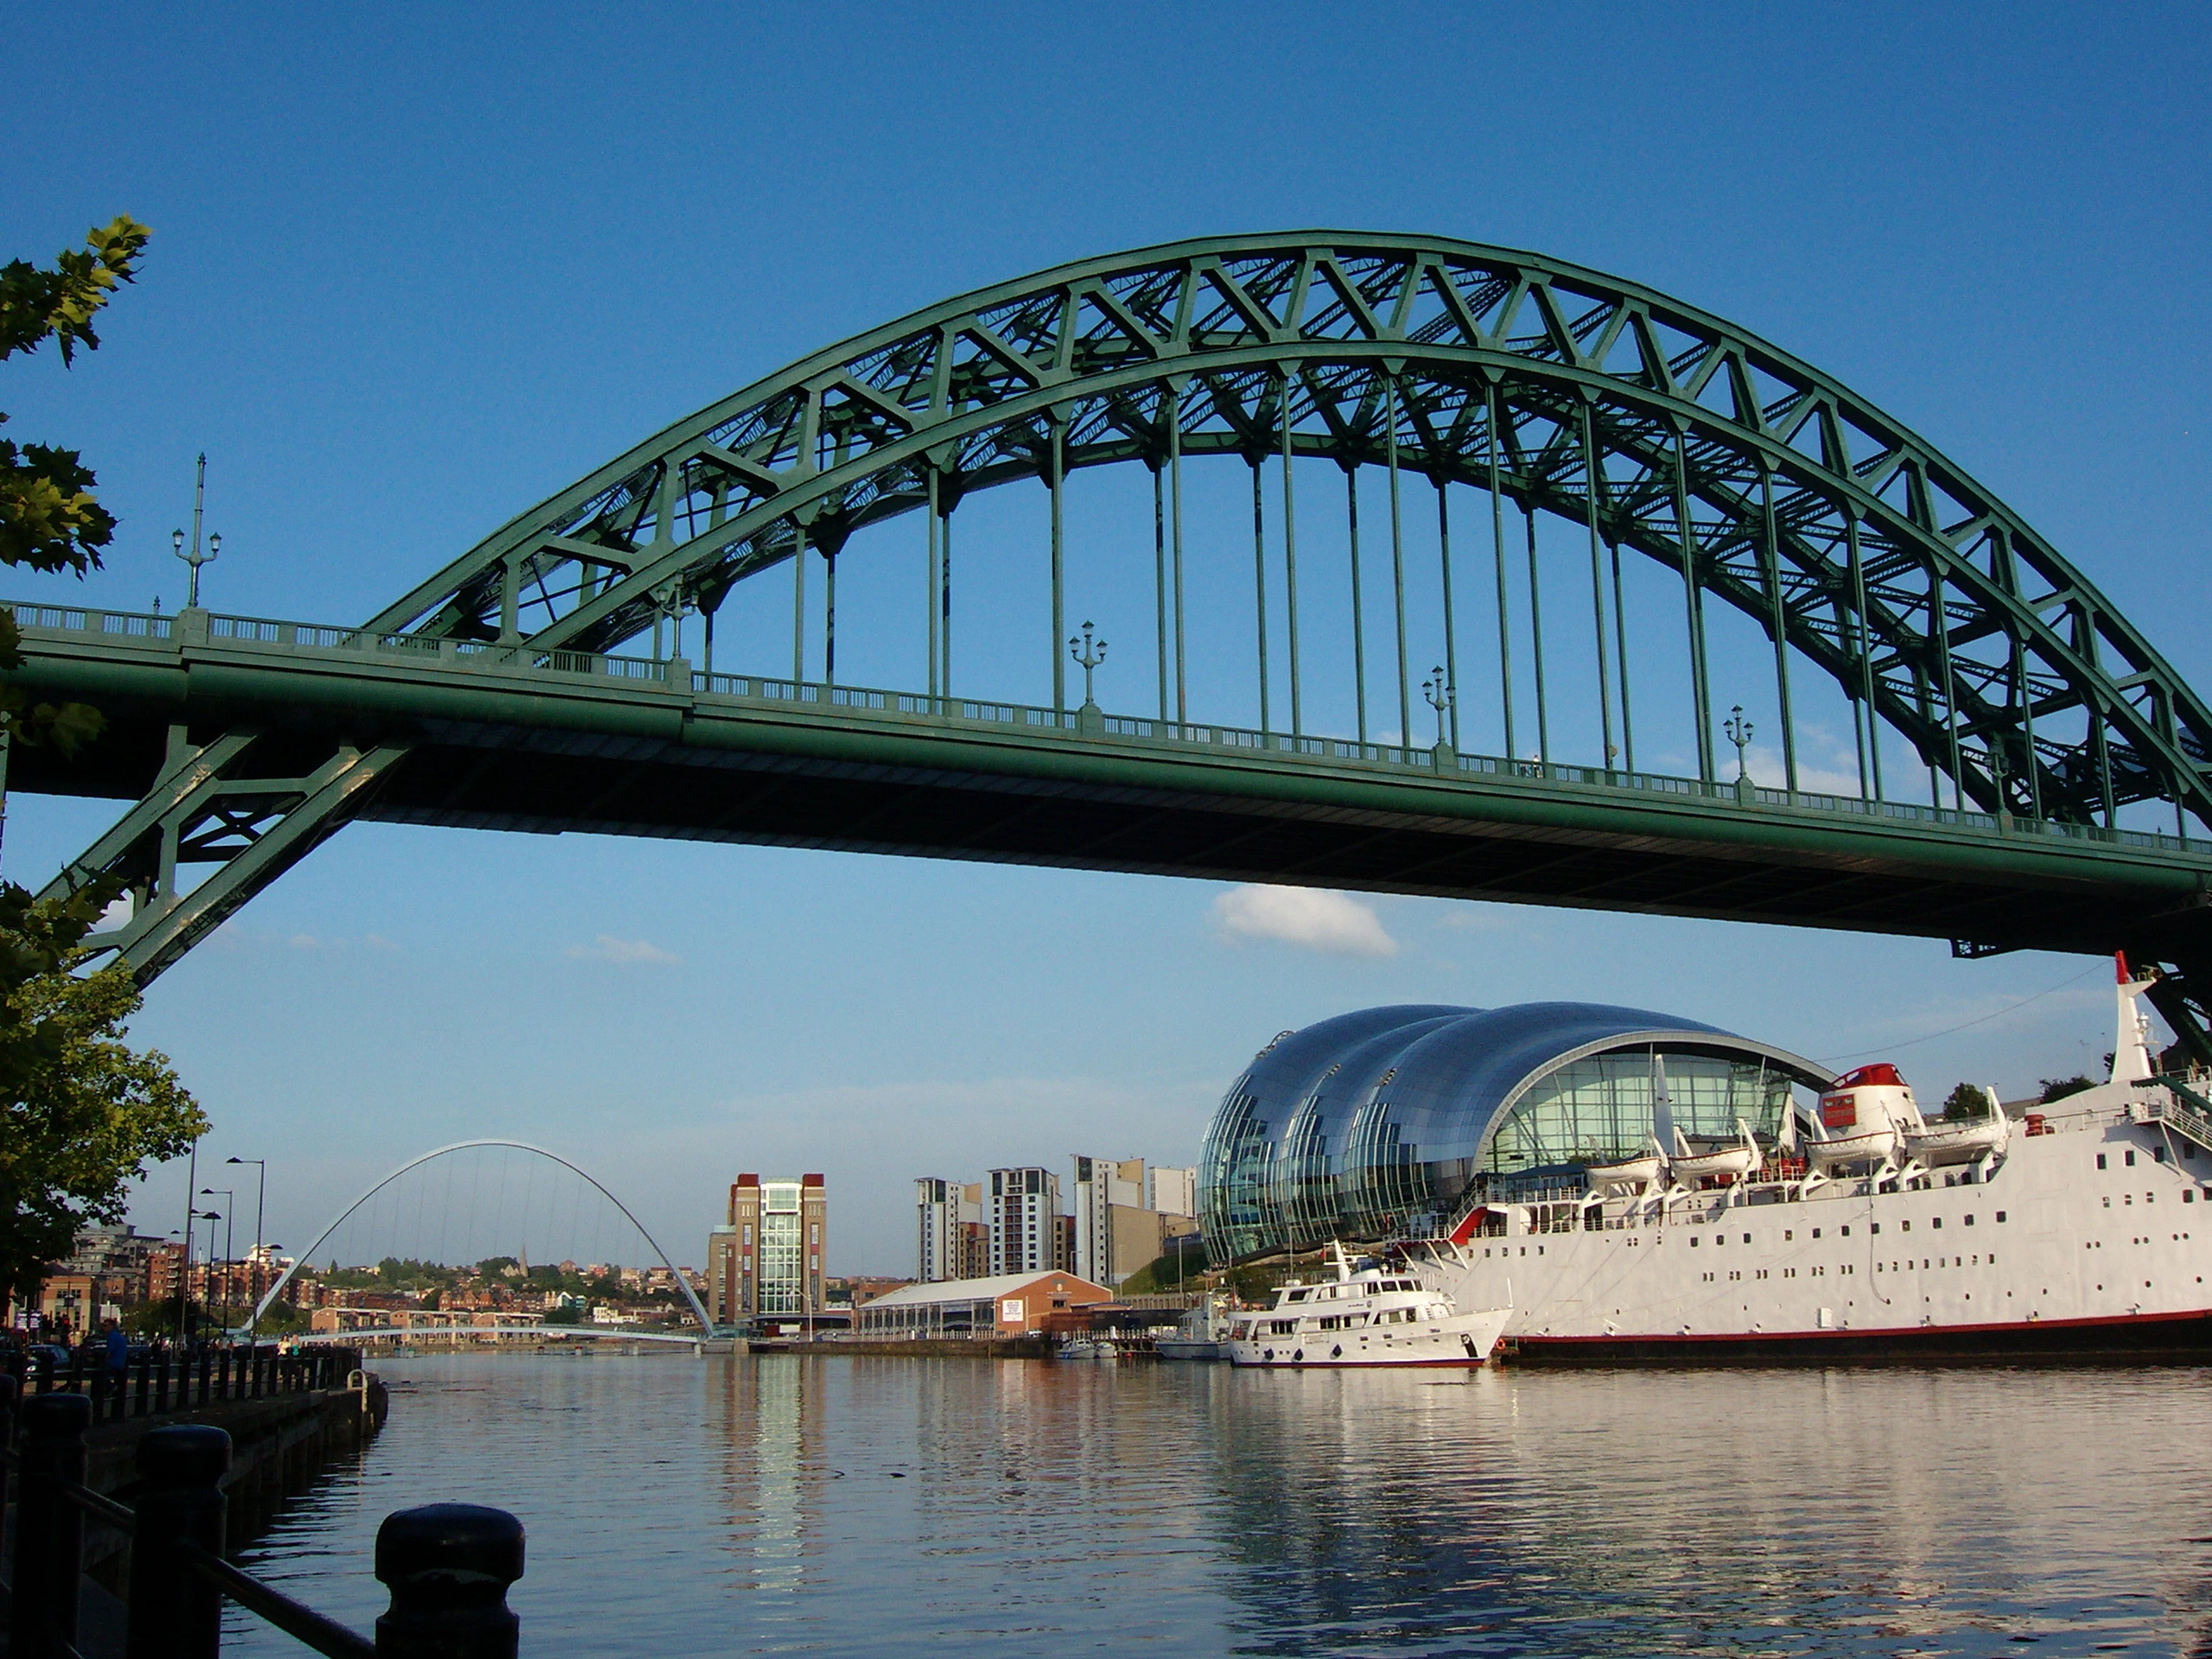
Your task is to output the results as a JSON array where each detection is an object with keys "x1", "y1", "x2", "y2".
[
  {"x1": 0, "y1": 427, "x2": 118, "y2": 575},
  {"x1": 0, "y1": 879, "x2": 206, "y2": 1306},
  {"x1": 0, "y1": 216, "x2": 151, "y2": 367}
]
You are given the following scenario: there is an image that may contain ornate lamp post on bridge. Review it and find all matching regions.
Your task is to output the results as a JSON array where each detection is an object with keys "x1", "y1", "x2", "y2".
[
  {"x1": 1069, "y1": 620, "x2": 1108, "y2": 733},
  {"x1": 1725, "y1": 705, "x2": 1755, "y2": 801},
  {"x1": 1421, "y1": 665, "x2": 1454, "y2": 762},
  {"x1": 171, "y1": 453, "x2": 221, "y2": 611}
]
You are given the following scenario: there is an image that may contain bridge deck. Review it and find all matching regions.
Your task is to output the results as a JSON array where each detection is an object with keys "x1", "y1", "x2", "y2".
[{"x1": 7, "y1": 603, "x2": 2208, "y2": 959}]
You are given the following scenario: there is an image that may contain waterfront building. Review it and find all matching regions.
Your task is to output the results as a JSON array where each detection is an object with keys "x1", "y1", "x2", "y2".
[
  {"x1": 709, "y1": 1173, "x2": 828, "y2": 1328},
  {"x1": 853, "y1": 1270, "x2": 1111, "y2": 1340},
  {"x1": 915, "y1": 1177, "x2": 983, "y2": 1282},
  {"x1": 1198, "y1": 1002, "x2": 1820, "y2": 1264},
  {"x1": 1073, "y1": 1157, "x2": 1201, "y2": 1286},
  {"x1": 986, "y1": 1167, "x2": 1059, "y2": 1275},
  {"x1": 1147, "y1": 1166, "x2": 1198, "y2": 1217}
]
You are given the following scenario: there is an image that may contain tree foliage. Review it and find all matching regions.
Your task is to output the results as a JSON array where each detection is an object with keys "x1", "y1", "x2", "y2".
[
  {"x1": 2039, "y1": 1075, "x2": 2096, "y2": 1103},
  {"x1": 1940, "y1": 1083, "x2": 1992, "y2": 1121},
  {"x1": 0, "y1": 216, "x2": 201, "y2": 1309},
  {"x1": 0, "y1": 216, "x2": 149, "y2": 757},
  {"x1": 0, "y1": 884, "x2": 205, "y2": 1306}
]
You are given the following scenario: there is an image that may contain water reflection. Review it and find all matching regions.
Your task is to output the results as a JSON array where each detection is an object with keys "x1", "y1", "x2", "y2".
[{"x1": 225, "y1": 1354, "x2": 2212, "y2": 1657}]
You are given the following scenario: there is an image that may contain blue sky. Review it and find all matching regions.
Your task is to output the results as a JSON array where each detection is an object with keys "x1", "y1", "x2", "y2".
[{"x1": 4, "y1": 4, "x2": 2206, "y2": 1274}]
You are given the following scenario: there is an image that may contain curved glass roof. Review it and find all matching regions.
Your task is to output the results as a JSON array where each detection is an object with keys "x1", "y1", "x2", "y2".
[{"x1": 1198, "y1": 1001, "x2": 1830, "y2": 1263}]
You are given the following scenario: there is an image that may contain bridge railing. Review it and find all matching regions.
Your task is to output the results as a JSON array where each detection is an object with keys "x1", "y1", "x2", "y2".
[{"x1": 10, "y1": 601, "x2": 2199, "y2": 857}]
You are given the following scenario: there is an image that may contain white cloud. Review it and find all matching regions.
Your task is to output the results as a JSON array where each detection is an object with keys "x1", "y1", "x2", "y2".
[
  {"x1": 1212, "y1": 885, "x2": 1398, "y2": 958},
  {"x1": 564, "y1": 935, "x2": 681, "y2": 965}
]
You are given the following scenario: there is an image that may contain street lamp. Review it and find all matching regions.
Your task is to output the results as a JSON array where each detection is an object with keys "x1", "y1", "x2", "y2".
[
  {"x1": 191, "y1": 1210, "x2": 222, "y2": 1346},
  {"x1": 1724, "y1": 705, "x2": 1755, "y2": 785},
  {"x1": 230, "y1": 1156, "x2": 267, "y2": 1343},
  {"x1": 1421, "y1": 666, "x2": 1453, "y2": 749},
  {"x1": 201, "y1": 1187, "x2": 234, "y2": 1337},
  {"x1": 1067, "y1": 620, "x2": 1108, "y2": 709},
  {"x1": 171, "y1": 453, "x2": 220, "y2": 609}
]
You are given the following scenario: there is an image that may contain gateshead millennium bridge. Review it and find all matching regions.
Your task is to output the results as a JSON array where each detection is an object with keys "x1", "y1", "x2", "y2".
[{"x1": 8, "y1": 234, "x2": 2209, "y2": 1049}]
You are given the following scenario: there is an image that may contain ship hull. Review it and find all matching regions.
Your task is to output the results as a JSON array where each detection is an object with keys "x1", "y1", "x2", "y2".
[
  {"x1": 1408, "y1": 1076, "x2": 2212, "y2": 1367},
  {"x1": 1510, "y1": 1308, "x2": 2212, "y2": 1365}
]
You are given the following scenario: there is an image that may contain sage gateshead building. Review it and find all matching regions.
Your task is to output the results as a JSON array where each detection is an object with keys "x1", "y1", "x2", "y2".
[{"x1": 1198, "y1": 1002, "x2": 1832, "y2": 1265}]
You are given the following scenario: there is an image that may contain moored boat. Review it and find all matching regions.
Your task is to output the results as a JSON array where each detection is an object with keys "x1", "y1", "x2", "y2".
[
  {"x1": 1228, "y1": 1243, "x2": 1509, "y2": 1369},
  {"x1": 1154, "y1": 1294, "x2": 1231, "y2": 1361}
]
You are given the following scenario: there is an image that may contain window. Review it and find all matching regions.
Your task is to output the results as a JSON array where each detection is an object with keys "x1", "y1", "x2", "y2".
[
  {"x1": 2155, "y1": 1146, "x2": 2168, "y2": 1165},
  {"x1": 1840, "y1": 1226, "x2": 1850, "y2": 1237},
  {"x1": 2097, "y1": 1154, "x2": 2107, "y2": 1170},
  {"x1": 1871, "y1": 1223, "x2": 1881, "y2": 1235},
  {"x1": 1691, "y1": 1236, "x2": 1700, "y2": 1248},
  {"x1": 2189, "y1": 1192, "x2": 2197, "y2": 1205},
  {"x1": 1812, "y1": 1229, "x2": 1821, "y2": 1240},
  {"x1": 2126, "y1": 1150, "x2": 2137, "y2": 1167},
  {"x1": 1932, "y1": 1217, "x2": 1942, "y2": 1230},
  {"x1": 1965, "y1": 1215, "x2": 1975, "y2": 1227},
  {"x1": 1902, "y1": 1220, "x2": 1911, "y2": 1232},
  {"x1": 1784, "y1": 1230, "x2": 1794, "y2": 1242},
  {"x1": 1743, "y1": 1234, "x2": 1751, "y2": 1244}
]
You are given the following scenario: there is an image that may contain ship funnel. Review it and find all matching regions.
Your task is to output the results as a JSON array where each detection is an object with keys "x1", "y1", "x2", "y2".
[{"x1": 2111, "y1": 951, "x2": 2159, "y2": 1085}]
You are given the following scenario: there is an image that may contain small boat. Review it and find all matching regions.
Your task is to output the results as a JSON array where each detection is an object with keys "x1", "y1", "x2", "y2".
[
  {"x1": 1227, "y1": 1243, "x2": 1510, "y2": 1370},
  {"x1": 1154, "y1": 1295, "x2": 1230, "y2": 1361},
  {"x1": 1670, "y1": 1120, "x2": 1763, "y2": 1185},
  {"x1": 1585, "y1": 1144, "x2": 1667, "y2": 1194},
  {"x1": 1806, "y1": 1064, "x2": 1915, "y2": 1172},
  {"x1": 1057, "y1": 1335, "x2": 1116, "y2": 1359},
  {"x1": 1904, "y1": 1092, "x2": 2010, "y2": 1166}
]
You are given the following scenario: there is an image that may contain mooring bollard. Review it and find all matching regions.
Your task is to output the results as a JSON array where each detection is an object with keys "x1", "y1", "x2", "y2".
[
  {"x1": 125, "y1": 1424, "x2": 232, "y2": 1659},
  {"x1": 373, "y1": 1503, "x2": 525, "y2": 1659},
  {"x1": 11, "y1": 1390, "x2": 93, "y2": 1657}
]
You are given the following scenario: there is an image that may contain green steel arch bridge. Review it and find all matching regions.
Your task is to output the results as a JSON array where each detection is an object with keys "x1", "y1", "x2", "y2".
[{"x1": 10, "y1": 234, "x2": 2212, "y2": 1051}]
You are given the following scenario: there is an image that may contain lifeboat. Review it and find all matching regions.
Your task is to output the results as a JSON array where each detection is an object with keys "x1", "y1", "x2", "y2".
[
  {"x1": 1807, "y1": 1063, "x2": 1916, "y2": 1172},
  {"x1": 1671, "y1": 1121, "x2": 1763, "y2": 1185},
  {"x1": 1584, "y1": 1143, "x2": 1667, "y2": 1194},
  {"x1": 1904, "y1": 1088, "x2": 2011, "y2": 1166}
]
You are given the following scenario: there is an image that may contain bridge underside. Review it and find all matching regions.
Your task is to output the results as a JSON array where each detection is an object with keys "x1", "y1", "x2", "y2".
[{"x1": 16, "y1": 640, "x2": 2208, "y2": 972}]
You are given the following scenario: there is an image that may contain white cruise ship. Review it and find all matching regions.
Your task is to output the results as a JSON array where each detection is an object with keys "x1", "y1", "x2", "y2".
[
  {"x1": 1198, "y1": 966, "x2": 2212, "y2": 1362},
  {"x1": 1227, "y1": 1243, "x2": 1510, "y2": 1368}
]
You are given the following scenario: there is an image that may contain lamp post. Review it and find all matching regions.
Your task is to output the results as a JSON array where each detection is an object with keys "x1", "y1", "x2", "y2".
[
  {"x1": 171, "y1": 453, "x2": 220, "y2": 610},
  {"x1": 1724, "y1": 705, "x2": 1755, "y2": 784},
  {"x1": 191, "y1": 1210, "x2": 221, "y2": 1347},
  {"x1": 1068, "y1": 620, "x2": 1108, "y2": 709},
  {"x1": 1421, "y1": 665, "x2": 1453, "y2": 750},
  {"x1": 229, "y1": 1156, "x2": 267, "y2": 1342},
  {"x1": 200, "y1": 1188, "x2": 234, "y2": 1337}
]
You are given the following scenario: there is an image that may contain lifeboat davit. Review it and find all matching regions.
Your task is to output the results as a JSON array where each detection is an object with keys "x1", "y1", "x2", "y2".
[
  {"x1": 1671, "y1": 1121, "x2": 1763, "y2": 1184},
  {"x1": 1807, "y1": 1063, "x2": 1916, "y2": 1172},
  {"x1": 1904, "y1": 1088, "x2": 2011, "y2": 1166}
]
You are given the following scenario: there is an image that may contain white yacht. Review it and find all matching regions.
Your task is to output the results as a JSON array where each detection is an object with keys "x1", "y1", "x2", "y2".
[{"x1": 1227, "y1": 1243, "x2": 1510, "y2": 1369}]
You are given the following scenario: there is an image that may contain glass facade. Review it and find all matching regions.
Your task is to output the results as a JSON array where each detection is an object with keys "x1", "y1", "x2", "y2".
[
  {"x1": 758, "y1": 1181, "x2": 804, "y2": 1315},
  {"x1": 1198, "y1": 1003, "x2": 1827, "y2": 1264}
]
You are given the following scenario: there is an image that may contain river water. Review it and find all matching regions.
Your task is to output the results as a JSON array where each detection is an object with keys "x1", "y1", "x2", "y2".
[{"x1": 227, "y1": 1353, "x2": 2212, "y2": 1656}]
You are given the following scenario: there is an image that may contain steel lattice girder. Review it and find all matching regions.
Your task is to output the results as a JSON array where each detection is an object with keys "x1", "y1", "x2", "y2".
[{"x1": 369, "y1": 232, "x2": 2212, "y2": 836}]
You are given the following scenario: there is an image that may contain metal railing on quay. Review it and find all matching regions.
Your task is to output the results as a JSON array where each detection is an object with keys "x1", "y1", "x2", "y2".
[
  {"x1": 3, "y1": 1381, "x2": 524, "y2": 1659},
  {"x1": 2, "y1": 1342, "x2": 360, "y2": 1425},
  {"x1": 4, "y1": 598, "x2": 2200, "y2": 857}
]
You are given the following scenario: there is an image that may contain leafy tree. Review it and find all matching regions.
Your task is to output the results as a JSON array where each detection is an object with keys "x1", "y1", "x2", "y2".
[
  {"x1": 1941, "y1": 1084, "x2": 1992, "y2": 1121},
  {"x1": 0, "y1": 217, "x2": 149, "y2": 756},
  {"x1": 0, "y1": 892, "x2": 205, "y2": 1306},
  {"x1": 2039, "y1": 1075, "x2": 2096, "y2": 1104}
]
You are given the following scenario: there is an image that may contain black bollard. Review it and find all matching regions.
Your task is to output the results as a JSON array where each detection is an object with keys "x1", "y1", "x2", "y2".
[
  {"x1": 11, "y1": 1390, "x2": 92, "y2": 1657},
  {"x1": 373, "y1": 1504, "x2": 525, "y2": 1659},
  {"x1": 124, "y1": 1424, "x2": 232, "y2": 1659}
]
